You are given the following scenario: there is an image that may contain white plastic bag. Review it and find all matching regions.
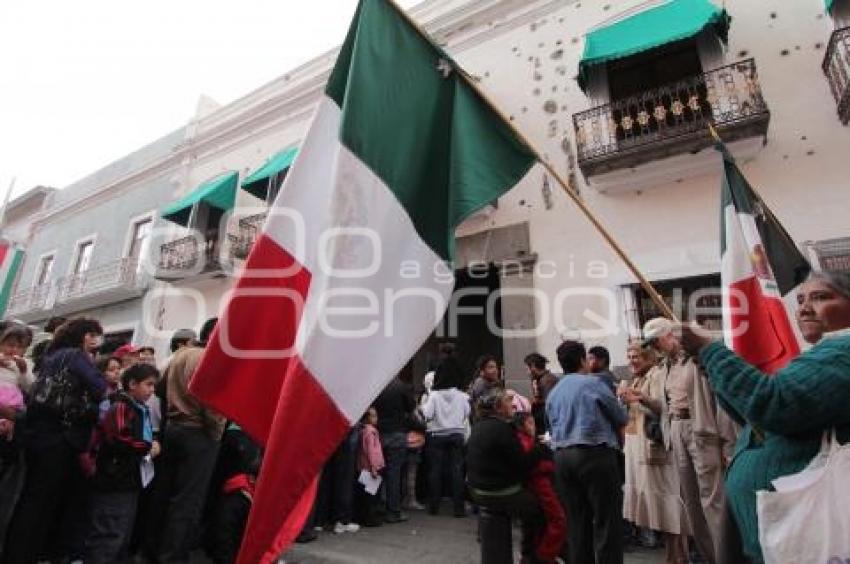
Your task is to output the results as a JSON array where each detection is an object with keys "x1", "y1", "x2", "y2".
[{"x1": 757, "y1": 430, "x2": 850, "y2": 564}]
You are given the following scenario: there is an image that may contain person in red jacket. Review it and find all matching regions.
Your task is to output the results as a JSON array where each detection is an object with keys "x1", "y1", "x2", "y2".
[{"x1": 514, "y1": 410, "x2": 567, "y2": 563}]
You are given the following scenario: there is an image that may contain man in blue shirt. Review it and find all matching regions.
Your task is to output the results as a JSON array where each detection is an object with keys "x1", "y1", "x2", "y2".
[{"x1": 546, "y1": 340, "x2": 628, "y2": 564}]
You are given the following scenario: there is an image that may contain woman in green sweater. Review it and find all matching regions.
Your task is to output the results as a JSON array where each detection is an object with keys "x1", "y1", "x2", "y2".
[{"x1": 680, "y1": 271, "x2": 850, "y2": 563}]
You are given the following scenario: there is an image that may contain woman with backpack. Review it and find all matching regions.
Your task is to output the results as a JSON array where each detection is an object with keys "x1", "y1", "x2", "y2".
[{"x1": 4, "y1": 318, "x2": 107, "y2": 564}]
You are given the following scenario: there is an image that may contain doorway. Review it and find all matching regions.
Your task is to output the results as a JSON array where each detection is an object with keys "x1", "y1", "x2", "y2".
[{"x1": 406, "y1": 264, "x2": 503, "y2": 394}]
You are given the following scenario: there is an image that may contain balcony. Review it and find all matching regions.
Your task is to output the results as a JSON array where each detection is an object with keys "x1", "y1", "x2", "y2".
[
  {"x1": 573, "y1": 59, "x2": 770, "y2": 180},
  {"x1": 813, "y1": 237, "x2": 850, "y2": 272},
  {"x1": 6, "y1": 257, "x2": 147, "y2": 322},
  {"x1": 155, "y1": 234, "x2": 226, "y2": 281},
  {"x1": 6, "y1": 284, "x2": 51, "y2": 320},
  {"x1": 824, "y1": 27, "x2": 850, "y2": 125},
  {"x1": 229, "y1": 212, "x2": 266, "y2": 260}
]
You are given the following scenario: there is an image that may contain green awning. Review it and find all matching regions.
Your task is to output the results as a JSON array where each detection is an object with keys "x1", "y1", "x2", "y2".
[
  {"x1": 241, "y1": 147, "x2": 298, "y2": 199},
  {"x1": 826, "y1": 0, "x2": 835, "y2": 13},
  {"x1": 161, "y1": 171, "x2": 238, "y2": 226},
  {"x1": 578, "y1": 0, "x2": 731, "y2": 91}
]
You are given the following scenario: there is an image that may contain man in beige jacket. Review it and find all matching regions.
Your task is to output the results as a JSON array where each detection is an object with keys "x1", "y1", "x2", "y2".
[{"x1": 635, "y1": 318, "x2": 737, "y2": 564}]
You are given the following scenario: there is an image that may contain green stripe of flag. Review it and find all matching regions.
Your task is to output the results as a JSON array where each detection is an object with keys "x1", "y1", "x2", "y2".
[
  {"x1": 0, "y1": 249, "x2": 23, "y2": 316},
  {"x1": 326, "y1": 0, "x2": 536, "y2": 261}
]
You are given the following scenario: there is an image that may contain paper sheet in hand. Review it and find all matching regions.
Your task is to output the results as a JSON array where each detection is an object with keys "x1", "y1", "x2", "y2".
[
  {"x1": 140, "y1": 455, "x2": 155, "y2": 488},
  {"x1": 358, "y1": 469, "x2": 382, "y2": 495}
]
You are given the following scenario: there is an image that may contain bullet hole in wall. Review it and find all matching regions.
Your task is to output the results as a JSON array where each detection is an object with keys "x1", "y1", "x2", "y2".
[
  {"x1": 807, "y1": 150, "x2": 815, "y2": 156},
  {"x1": 519, "y1": 199, "x2": 526, "y2": 206},
  {"x1": 770, "y1": 12, "x2": 777, "y2": 19},
  {"x1": 801, "y1": 135, "x2": 807, "y2": 141},
  {"x1": 534, "y1": 71, "x2": 543, "y2": 81},
  {"x1": 780, "y1": 49, "x2": 790, "y2": 56},
  {"x1": 522, "y1": 106, "x2": 528, "y2": 113},
  {"x1": 738, "y1": 50, "x2": 749, "y2": 58},
  {"x1": 603, "y1": 4, "x2": 611, "y2": 11},
  {"x1": 533, "y1": 88, "x2": 541, "y2": 96},
  {"x1": 795, "y1": 46, "x2": 801, "y2": 51},
  {"x1": 571, "y1": 37, "x2": 579, "y2": 44},
  {"x1": 551, "y1": 49, "x2": 564, "y2": 60},
  {"x1": 544, "y1": 100, "x2": 558, "y2": 113},
  {"x1": 815, "y1": 42, "x2": 823, "y2": 50}
]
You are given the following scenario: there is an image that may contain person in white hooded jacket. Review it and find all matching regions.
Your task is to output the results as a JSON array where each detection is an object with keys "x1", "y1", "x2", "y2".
[{"x1": 421, "y1": 367, "x2": 470, "y2": 517}]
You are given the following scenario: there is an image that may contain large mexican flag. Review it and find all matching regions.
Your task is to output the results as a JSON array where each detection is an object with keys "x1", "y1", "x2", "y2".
[
  {"x1": 719, "y1": 145, "x2": 809, "y2": 373},
  {"x1": 0, "y1": 242, "x2": 24, "y2": 316},
  {"x1": 189, "y1": 0, "x2": 536, "y2": 561}
]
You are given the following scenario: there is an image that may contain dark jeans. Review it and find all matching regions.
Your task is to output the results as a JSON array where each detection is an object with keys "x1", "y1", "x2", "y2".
[
  {"x1": 316, "y1": 429, "x2": 358, "y2": 525},
  {"x1": 86, "y1": 491, "x2": 139, "y2": 564},
  {"x1": 425, "y1": 433, "x2": 465, "y2": 514},
  {"x1": 153, "y1": 425, "x2": 220, "y2": 563},
  {"x1": 4, "y1": 435, "x2": 81, "y2": 564},
  {"x1": 556, "y1": 445, "x2": 624, "y2": 564},
  {"x1": 381, "y1": 431, "x2": 407, "y2": 516},
  {"x1": 470, "y1": 488, "x2": 543, "y2": 558}
]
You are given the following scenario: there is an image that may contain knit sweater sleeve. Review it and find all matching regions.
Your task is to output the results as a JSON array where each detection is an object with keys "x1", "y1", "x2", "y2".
[{"x1": 699, "y1": 338, "x2": 850, "y2": 435}]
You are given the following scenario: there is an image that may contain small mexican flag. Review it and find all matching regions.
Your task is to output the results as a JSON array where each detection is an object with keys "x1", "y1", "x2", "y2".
[
  {"x1": 189, "y1": 0, "x2": 536, "y2": 561},
  {"x1": 719, "y1": 144, "x2": 810, "y2": 373},
  {"x1": 0, "y1": 242, "x2": 24, "y2": 317}
]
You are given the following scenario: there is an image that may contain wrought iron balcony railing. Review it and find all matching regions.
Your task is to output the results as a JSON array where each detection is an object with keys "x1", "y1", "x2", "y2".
[
  {"x1": 157, "y1": 234, "x2": 224, "y2": 278},
  {"x1": 57, "y1": 257, "x2": 139, "y2": 302},
  {"x1": 6, "y1": 284, "x2": 51, "y2": 317},
  {"x1": 573, "y1": 58, "x2": 770, "y2": 176},
  {"x1": 814, "y1": 236, "x2": 850, "y2": 272},
  {"x1": 230, "y1": 212, "x2": 267, "y2": 260},
  {"x1": 824, "y1": 27, "x2": 850, "y2": 125}
]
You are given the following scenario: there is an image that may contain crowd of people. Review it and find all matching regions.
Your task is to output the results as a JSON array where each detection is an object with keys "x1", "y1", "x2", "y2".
[
  {"x1": 0, "y1": 269, "x2": 847, "y2": 564},
  {"x1": 0, "y1": 315, "x2": 255, "y2": 563}
]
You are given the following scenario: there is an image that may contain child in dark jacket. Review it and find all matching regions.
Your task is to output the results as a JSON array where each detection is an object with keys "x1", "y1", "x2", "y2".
[
  {"x1": 85, "y1": 364, "x2": 159, "y2": 564},
  {"x1": 514, "y1": 411, "x2": 566, "y2": 563}
]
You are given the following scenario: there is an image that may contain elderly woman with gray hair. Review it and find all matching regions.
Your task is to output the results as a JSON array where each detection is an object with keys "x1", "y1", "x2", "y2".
[{"x1": 679, "y1": 271, "x2": 850, "y2": 563}]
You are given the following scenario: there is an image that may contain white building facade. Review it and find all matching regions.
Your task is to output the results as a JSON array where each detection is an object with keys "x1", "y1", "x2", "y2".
[{"x1": 10, "y1": 0, "x2": 850, "y2": 389}]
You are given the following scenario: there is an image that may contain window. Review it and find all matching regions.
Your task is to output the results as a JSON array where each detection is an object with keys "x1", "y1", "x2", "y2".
[
  {"x1": 832, "y1": 0, "x2": 850, "y2": 27},
  {"x1": 607, "y1": 39, "x2": 704, "y2": 101},
  {"x1": 35, "y1": 255, "x2": 54, "y2": 286},
  {"x1": 607, "y1": 39, "x2": 711, "y2": 142},
  {"x1": 128, "y1": 218, "x2": 153, "y2": 261},
  {"x1": 631, "y1": 274, "x2": 722, "y2": 331},
  {"x1": 74, "y1": 241, "x2": 94, "y2": 275}
]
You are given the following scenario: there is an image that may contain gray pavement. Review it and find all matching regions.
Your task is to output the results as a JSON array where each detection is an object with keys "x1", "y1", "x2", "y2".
[{"x1": 282, "y1": 509, "x2": 664, "y2": 563}]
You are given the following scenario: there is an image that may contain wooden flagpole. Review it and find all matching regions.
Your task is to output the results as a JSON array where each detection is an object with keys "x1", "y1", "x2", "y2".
[{"x1": 385, "y1": 0, "x2": 677, "y2": 321}]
